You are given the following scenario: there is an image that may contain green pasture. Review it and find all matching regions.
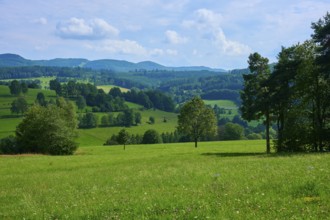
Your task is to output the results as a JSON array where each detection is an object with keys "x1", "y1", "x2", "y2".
[
  {"x1": 0, "y1": 76, "x2": 56, "y2": 89},
  {"x1": 0, "y1": 85, "x2": 177, "y2": 144},
  {"x1": 204, "y1": 99, "x2": 237, "y2": 109},
  {"x1": 0, "y1": 140, "x2": 329, "y2": 219},
  {"x1": 97, "y1": 85, "x2": 129, "y2": 93},
  {"x1": 78, "y1": 109, "x2": 178, "y2": 146},
  {"x1": 0, "y1": 86, "x2": 57, "y2": 139},
  {"x1": 204, "y1": 99, "x2": 239, "y2": 119}
]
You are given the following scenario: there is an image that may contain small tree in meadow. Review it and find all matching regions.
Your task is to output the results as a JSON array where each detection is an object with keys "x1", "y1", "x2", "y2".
[
  {"x1": 117, "y1": 129, "x2": 130, "y2": 150},
  {"x1": 177, "y1": 97, "x2": 217, "y2": 147},
  {"x1": 149, "y1": 116, "x2": 155, "y2": 124}
]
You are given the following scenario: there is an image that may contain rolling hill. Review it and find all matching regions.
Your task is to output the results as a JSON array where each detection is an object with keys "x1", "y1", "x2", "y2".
[{"x1": 0, "y1": 53, "x2": 228, "y2": 72}]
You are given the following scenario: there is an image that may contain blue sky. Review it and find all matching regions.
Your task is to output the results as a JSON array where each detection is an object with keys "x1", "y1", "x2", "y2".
[{"x1": 0, "y1": 0, "x2": 329, "y2": 69}]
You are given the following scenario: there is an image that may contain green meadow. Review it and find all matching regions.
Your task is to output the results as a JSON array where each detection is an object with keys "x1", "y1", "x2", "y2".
[
  {"x1": 78, "y1": 109, "x2": 178, "y2": 146},
  {"x1": 0, "y1": 85, "x2": 57, "y2": 139},
  {"x1": 204, "y1": 99, "x2": 237, "y2": 109},
  {"x1": 0, "y1": 76, "x2": 56, "y2": 89},
  {"x1": 0, "y1": 85, "x2": 178, "y2": 144},
  {"x1": 0, "y1": 140, "x2": 329, "y2": 219},
  {"x1": 0, "y1": 85, "x2": 329, "y2": 219},
  {"x1": 97, "y1": 85, "x2": 129, "y2": 93}
]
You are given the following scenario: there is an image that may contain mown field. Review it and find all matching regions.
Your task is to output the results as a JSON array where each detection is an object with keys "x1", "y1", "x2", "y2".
[{"x1": 0, "y1": 140, "x2": 329, "y2": 219}]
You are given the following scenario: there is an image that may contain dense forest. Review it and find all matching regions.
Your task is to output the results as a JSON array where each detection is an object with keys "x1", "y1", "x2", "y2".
[{"x1": 0, "y1": 65, "x2": 245, "y2": 104}]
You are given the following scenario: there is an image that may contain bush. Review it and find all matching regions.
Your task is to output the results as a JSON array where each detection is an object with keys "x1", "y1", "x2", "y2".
[
  {"x1": 0, "y1": 135, "x2": 20, "y2": 154},
  {"x1": 16, "y1": 99, "x2": 78, "y2": 155},
  {"x1": 104, "y1": 134, "x2": 119, "y2": 146},
  {"x1": 142, "y1": 129, "x2": 162, "y2": 144},
  {"x1": 247, "y1": 133, "x2": 263, "y2": 140},
  {"x1": 222, "y1": 122, "x2": 245, "y2": 140},
  {"x1": 104, "y1": 140, "x2": 119, "y2": 146}
]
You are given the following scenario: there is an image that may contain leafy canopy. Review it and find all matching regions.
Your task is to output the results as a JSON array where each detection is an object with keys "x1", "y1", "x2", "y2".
[{"x1": 177, "y1": 97, "x2": 217, "y2": 147}]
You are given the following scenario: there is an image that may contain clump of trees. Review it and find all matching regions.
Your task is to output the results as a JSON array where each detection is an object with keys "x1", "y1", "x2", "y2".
[
  {"x1": 10, "y1": 96, "x2": 28, "y2": 115},
  {"x1": 0, "y1": 98, "x2": 78, "y2": 155},
  {"x1": 9, "y1": 80, "x2": 28, "y2": 96},
  {"x1": 49, "y1": 80, "x2": 128, "y2": 112},
  {"x1": 123, "y1": 89, "x2": 175, "y2": 112},
  {"x1": 104, "y1": 129, "x2": 161, "y2": 147},
  {"x1": 241, "y1": 12, "x2": 330, "y2": 152}
]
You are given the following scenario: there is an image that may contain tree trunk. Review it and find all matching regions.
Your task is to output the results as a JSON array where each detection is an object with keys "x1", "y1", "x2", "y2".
[
  {"x1": 194, "y1": 139, "x2": 198, "y2": 148},
  {"x1": 266, "y1": 110, "x2": 270, "y2": 154}
]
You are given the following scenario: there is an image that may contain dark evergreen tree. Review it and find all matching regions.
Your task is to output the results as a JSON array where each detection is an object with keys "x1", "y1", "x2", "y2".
[{"x1": 241, "y1": 53, "x2": 272, "y2": 153}]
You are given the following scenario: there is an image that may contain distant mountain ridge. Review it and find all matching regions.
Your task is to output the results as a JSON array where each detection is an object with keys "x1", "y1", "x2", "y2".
[{"x1": 0, "y1": 53, "x2": 228, "y2": 72}]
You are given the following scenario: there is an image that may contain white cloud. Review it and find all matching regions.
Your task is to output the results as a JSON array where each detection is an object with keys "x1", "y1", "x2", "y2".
[
  {"x1": 56, "y1": 17, "x2": 119, "y2": 40},
  {"x1": 165, "y1": 30, "x2": 187, "y2": 44},
  {"x1": 214, "y1": 30, "x2": 251, "y2": 55},
  {"x1": 183, "y1": 8, "x2": 222, "y2": 30},
  {"x1": 150, "y1": 48, "x2": 178, "y2": 56},
  {"x1": 86, "y1": 39, "x2": 147, "y2": 55},
  {"x1": 183, "y1": 9, "x2": 251, "y2": 56}
]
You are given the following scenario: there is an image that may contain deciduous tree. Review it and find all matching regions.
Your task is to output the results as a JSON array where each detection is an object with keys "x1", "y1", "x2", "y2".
[
  {"x1": 15, "y1": 99, "x2": 78, "y2": 155},
  {"x1": 11, "y1": 96, "x2": 28, "y2": 115},
  {"x1": 117, "y1": 129, "x2": 130, "y2": 150},
  {"x1": 177, "y1": 97, "x2": 217, "y2": 148}
]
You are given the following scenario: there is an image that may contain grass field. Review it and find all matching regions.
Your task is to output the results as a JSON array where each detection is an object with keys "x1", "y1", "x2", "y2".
[
  {"x1": 204, "y1": 99, "x2": 237, "y2": 109},
  {"x1": 0, "y1": 85, "x2": 177, "y2": 144},
  {"x1": 97, "y1": 85, "x2": 129, "y2": 93},
  {"x1": 0, "y1": 140, "x2": 329, "y2": 219},
  {"x1": 78, "y1": 109, "x2": 178, "y2": 146},
  {"x1": 0, "y1": 85, "x2": 57, "y2": 139},
  {"x1": 0, "y1": 76, "x2": 56, "y2": 89}
]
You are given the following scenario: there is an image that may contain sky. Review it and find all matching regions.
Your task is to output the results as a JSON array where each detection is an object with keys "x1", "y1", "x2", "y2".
[{"x1": 0, "y1": 0, "x2": 329, "y2": 69}]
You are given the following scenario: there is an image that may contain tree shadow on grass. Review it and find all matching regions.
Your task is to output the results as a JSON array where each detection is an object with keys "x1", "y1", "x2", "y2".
[
  {"x1": 201, "y1": 152, "x2": 267, "y2": 157},
  {"x1": 0, "y1": 115, "x2": 22, "y2": 119},
  {"x1": 202, "y1": 151, "x2": 330, "y2": 158}
]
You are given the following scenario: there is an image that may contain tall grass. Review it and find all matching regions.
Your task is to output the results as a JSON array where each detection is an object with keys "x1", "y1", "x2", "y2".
[{"x1": 0, "y1": 140, "x2": 329, "y2": 219}]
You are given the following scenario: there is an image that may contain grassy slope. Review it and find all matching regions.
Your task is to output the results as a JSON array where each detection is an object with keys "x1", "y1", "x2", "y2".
[
  {"x1": 204, "y1": 99, "x2": 237, "y2": 108},
  {"x1": 0, "y1": 85, "x2": 177, "y2": 145},
  {"x1": 204, "y1": 99, "x2": 239, "y2": 119},
  {"x1": 78, "y1": 109, "x2": 178, "y2": 146},
  {"x1": 0, "y1": 76, "x2": 56, "y2": 89},
  {"x1": 0, "y1": 85, "x2": 57, "y2": 138},
  {"x1": 0, "y1": 140, "x2": 329, "y2": 219},
  {"x1": 97, "y1": 85, "x2": 129, "y2": 93}
]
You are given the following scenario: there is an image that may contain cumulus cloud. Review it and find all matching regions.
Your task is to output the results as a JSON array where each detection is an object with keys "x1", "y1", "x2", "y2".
[
  {"x1": 165, "y1": 30, "x2": 187, "y2": 44},
  {"x1": 183, "y1": 8, "x2": 251, "y2": 56},
  {"x1": 85, "y1": 39, "x2": 147, "y2": 55},
  {"x1": 183, "y1": 8, "x2": 222, "y2": 30},
  {"x1": 86, "y1": 39, "x2": 178, "y2": 59},
  {"x1": 56, "y1": 17, "x2": 119, "y2": 40},
  {"x1": 214, "y1": 29, "x2": 251, "y2": 55}
]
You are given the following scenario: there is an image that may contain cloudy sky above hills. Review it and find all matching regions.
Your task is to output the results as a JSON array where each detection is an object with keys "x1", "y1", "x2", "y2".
[{"x1": 0, "y1": 0, "x2": 329, "y2": 69}]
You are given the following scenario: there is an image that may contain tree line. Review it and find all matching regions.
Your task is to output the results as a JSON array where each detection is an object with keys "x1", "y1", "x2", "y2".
[{"x1": 241, "y1": 12, "x2": 330, "y2": 153}]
